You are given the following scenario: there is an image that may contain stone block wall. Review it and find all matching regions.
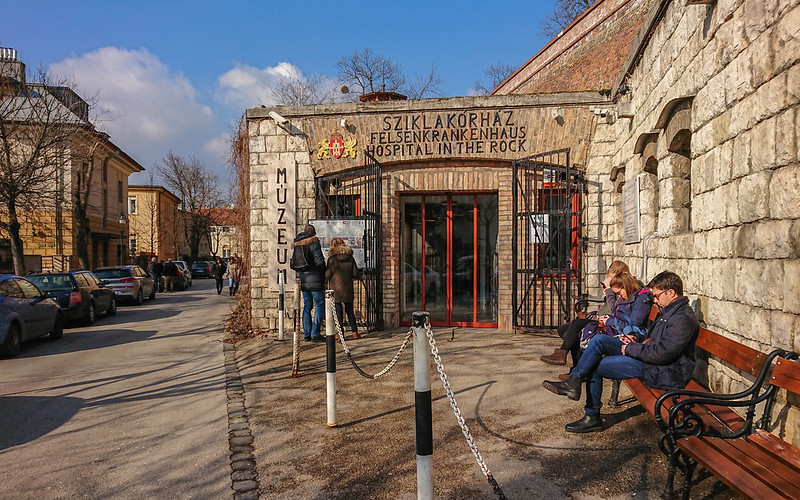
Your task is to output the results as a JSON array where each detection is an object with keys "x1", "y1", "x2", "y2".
[{"x1": 586, "y1": 0, "x2": 800, "y2": 444}]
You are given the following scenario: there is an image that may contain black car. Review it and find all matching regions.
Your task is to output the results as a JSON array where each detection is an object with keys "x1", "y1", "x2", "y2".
[
  {"x1": 27, "y1": 271, "x2": 117, "y2": 325},
  {"x1": 191, "y1": 261, "x2": 212, "y2": 278}
]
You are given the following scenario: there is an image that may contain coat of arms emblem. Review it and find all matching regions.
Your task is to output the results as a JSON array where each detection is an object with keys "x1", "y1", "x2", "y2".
[{"x1": 329, "y1": 131, "x2": 344, "y2": 159}]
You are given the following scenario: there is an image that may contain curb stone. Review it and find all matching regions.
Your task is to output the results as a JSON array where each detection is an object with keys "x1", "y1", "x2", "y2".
[{"x1": 224, "y1": 342, "x2": 260, "y2": 499}]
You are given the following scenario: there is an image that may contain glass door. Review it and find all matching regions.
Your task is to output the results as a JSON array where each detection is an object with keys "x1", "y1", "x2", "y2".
[{"x1": 400, "y1": 193, "x2": 497, "y2": 327}]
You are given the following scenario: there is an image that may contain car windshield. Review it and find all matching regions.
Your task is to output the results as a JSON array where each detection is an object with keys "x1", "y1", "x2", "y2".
[
  {"x1": 27, "y1": 274, "x2": 73, "y2": 292},
  {"x1": 94, "y1": 269, "x2": 132, "y2": 279},
  {"x1": 192, "y1": 262, "x2": 207, "y2": 268}
]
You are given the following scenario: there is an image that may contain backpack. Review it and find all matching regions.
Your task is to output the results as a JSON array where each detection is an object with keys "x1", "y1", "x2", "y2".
[{"x1": 290, "y1": 244, "x2": 312, "y2": 272}]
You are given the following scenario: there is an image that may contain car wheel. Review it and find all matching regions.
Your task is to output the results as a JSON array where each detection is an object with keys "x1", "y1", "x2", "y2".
[
  {"x1": 85, "y1": 302, "x2": 96, "y2": 325},
  {"x1": 135, "y1": 289, "x2": 143, "y2": 306},
  {"x1": 1, "y1": 323, "x2": 22, "y2": 357},
  {"x1": 50, "y1": 314, "x2": 64, "y2": 340},
  {"x1": 148, "y1": 285, "x2": 156, "y2": 300},
  {"x1": 107, "y1": 297, "x2": 117, "y2": 316}
]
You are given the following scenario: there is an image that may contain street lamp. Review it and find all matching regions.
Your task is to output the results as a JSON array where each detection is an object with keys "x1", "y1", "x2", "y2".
[{"x1": 118, "y1": 211, "x2": 127, "y2": 265}]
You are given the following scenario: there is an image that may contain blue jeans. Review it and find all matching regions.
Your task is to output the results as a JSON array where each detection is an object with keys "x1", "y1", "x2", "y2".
[
  {"x1": 302, "y1": 290, "x2": 325, "y2": 338},
  {"x1": 572, "y1": 334, "x2": 645, "y2": 416}
]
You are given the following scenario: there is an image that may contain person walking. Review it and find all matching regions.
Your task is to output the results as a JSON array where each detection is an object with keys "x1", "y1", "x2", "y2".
[
  {"x1": 211, "y1": 256, "x2": 227, "y2": 295},
  {"x1": 163, "y1": 258, "x2": 179, "y2": 292},
  {"x1": 148, "y1": 256, "x2": 163, "y2": 293},
  {"x1": 290, "y1": 224, "x2": 326, "y2": 341},
  {"x1": 225, "y1": 256, "x2": 241, "y2": 296},
  {"x1": 325, "y1": 237, "x2": 361, "y2": 339}
]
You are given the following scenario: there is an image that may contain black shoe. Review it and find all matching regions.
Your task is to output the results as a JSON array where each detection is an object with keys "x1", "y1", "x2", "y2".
[
  {"x1": 310, "y1": 336, "x2": 325, "y2": 342},
  {"x1": 565, "y1": 414, "x2": 604, "y2": 433},
  {"x1": 304, "y1": 337, "x2": 312, "y2": 342},
  {"x1": 542, "y1": 376, "x2": 582, "y2": 401}
]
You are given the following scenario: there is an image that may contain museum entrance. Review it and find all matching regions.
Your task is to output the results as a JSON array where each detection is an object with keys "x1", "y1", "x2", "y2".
[{"x1": 400, "y1": 193, "x2": 498, "y2": 327}]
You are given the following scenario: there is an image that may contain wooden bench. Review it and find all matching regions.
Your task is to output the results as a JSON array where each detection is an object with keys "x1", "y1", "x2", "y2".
[{"x1": 617, "y1": 317, "x2": 800, "y2": 499}]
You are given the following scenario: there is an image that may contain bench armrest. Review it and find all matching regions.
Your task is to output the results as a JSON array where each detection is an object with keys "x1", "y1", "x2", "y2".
[{"x1": 656, "y1": 349, "x2": 792, "y2": 439}]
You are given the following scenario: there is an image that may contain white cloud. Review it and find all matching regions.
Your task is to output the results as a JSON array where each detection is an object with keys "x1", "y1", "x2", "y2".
[
  {"x1": 48, "y1": 47, "x2": 222, "y2": 178},
  {"x1": 203, "y1": 133, "x2": 231, "y2": 156},
  {"x1": 216, "y1": 61, "x2": 299, "y2": 110}
]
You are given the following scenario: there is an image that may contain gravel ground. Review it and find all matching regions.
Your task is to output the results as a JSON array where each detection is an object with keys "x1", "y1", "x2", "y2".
[{"x1": 232, "y1": 327, "x2": 739, "y2": 500}]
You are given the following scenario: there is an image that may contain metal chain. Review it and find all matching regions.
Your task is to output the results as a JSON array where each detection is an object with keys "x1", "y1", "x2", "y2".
[
  {"x1": 423, "y1": 322, "x2": 508, "y2": 500},
  {"x1": 330, "y1": 303, "x2": 413, "y2": 379}
]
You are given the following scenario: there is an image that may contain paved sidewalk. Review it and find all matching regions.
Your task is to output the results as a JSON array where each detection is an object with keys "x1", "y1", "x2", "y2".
[{"x1": 232, "y1": 328, "x2": 737, "y2": 499}]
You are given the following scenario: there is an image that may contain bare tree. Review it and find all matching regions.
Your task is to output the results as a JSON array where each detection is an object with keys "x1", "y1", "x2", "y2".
[
  {"x1": 157, "y1": 152, "x2": 226, "y2": 264},
  {"x1": 337, "y1": 48, "x2": 406, "y2": 99},
  {"x1": 540, "y1": 0, "x2": 594, "y2": 38},
  {"x1": 473, "y1": 63, "x2": 517, "y2": 95},
  {"x1": 0, "y1": 65, "x2": 93, "y2": 274},
  {"x1": 405, "y1": 65, "x2": 444, "y2": 99},
  {"x1": 270, "y1": 72, "x2": 339, "y2": 106}
]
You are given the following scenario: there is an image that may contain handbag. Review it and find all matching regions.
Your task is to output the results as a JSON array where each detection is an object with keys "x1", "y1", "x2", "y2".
[{"x1": 579, "y1": 321, "x2": 604, "y2": 350}]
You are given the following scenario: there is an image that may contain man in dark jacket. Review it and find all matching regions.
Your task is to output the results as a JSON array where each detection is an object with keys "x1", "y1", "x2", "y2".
[
  {"x1": 292, "y1": 224, "x2": 326, "y2": 341},
  {"x1": 542, "y1": 271, "x2": 699, "y2": 433},
  {"x1": 163, "y1": 258, "x2": 179, "y2": 292},
  {"x1": 148, "y1": 256, "x2": 163, "y2": 292}
]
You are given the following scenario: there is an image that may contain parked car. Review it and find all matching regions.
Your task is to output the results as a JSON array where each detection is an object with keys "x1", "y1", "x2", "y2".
[
  {"x1": 94, "y1": 265, "x2": 157, "y2": 305},
  {"x1": 174, "y1": 260, "x2": 192, "y2": 287},
  {"x1": 191, "y1": 261, "x2": 212, "y2": 279},
  {"x1": 27, "y1": 270, "x2": 116, "y2": 325},
  {"x1": 0, "y1": 274, "x2": 64, "y2": 357}
]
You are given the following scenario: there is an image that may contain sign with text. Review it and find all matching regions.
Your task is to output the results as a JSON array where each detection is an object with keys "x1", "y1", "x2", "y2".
[
  {"x1": 622, "y1": 176, "x2": 641, "y2": 244},
  {"x1": 268, "y1": 158, "x2": 297, "y2": 291},
  {"x1": 363, "y1": 109, "x2": 528, "y2": 159}
]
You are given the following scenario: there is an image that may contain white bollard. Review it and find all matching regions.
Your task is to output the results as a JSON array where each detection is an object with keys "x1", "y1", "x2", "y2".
[
  {"x1": 325, "y1": 290, "x2": 337, "y2": 428},
  {"x1": 412, "y1": 311, "x2": 433, "y2": 500},
  {"x1": 278, "y1": 270, "x2": 285, "y2": 341}
]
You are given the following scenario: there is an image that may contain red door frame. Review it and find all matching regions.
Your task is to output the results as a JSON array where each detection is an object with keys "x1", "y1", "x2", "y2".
[{"x1": 401, "y1": 193, "x2": 498, "y2": 328}]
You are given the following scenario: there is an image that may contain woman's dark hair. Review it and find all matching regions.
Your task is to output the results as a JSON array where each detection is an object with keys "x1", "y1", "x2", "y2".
[{"x1": 647, "y1": 271, "x2": 683, "y2": 296}]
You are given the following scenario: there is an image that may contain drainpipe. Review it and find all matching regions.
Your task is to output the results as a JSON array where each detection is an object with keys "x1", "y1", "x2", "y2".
[{"x1": 641, "y1": 232, "x2": 659, "y2": 282}]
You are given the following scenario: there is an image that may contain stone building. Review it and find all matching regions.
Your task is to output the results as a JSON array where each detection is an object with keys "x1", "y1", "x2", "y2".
[
  {"x1": 244, "y1": 0, "x2": 799, "y2": 439},
  {"x1": 582, "y1": 0, "x2": 799, "y2": 438}
]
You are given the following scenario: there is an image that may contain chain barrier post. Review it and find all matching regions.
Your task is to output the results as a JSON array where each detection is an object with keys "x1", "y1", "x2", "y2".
[
  {"x1": 326, "y1": 290, "x2": 337, "y2": 428},
  {"x1": 278, "y1": 269, "x2": 285, "y2": 341},
  {"x1": 412, "y1": 311, "x2": 433, "y2": 500},
  {"x1": 291, "y1": 278, "x2": 301, "y2": 377}
]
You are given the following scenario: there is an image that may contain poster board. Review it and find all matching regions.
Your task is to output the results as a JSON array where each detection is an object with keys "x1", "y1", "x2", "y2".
[
  {"x1": 310, "y1": 219, "x2": 368, "y2": 269},
  {"x1": 622, "y1": 176, "x2": 641, "y2": 244}
]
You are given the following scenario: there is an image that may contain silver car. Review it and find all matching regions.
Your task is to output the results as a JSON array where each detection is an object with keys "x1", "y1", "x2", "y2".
[
  {"x1": 94, "y1": 265, "x2": 156, "y2": 305},
  {"x1": 174, "y1": 260, "x2": 192, "y2": 288}
]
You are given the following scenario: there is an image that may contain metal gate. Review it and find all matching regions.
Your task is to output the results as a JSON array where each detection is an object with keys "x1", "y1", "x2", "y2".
[
  {"x1": 512, "y1": 149, "x2": 584, "y2": 329},
  {"x1": 315, "y1": 151, "x2": 383, "y2": 331}
]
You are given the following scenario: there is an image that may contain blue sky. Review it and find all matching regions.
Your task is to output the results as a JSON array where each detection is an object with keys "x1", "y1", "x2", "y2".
[{"x1": 1, "y1": 0, "x2": 557, "y2": 187}]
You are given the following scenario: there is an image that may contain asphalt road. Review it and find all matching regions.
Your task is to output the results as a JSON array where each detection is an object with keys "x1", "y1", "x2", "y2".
[{"x1": 0, "y1": 278, "x2": 232, "y2": 499}]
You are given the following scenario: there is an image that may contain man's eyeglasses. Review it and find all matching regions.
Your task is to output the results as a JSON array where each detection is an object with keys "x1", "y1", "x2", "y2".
[{"x1": 653, "y1": 290, "x2": 669, "y2": 300}]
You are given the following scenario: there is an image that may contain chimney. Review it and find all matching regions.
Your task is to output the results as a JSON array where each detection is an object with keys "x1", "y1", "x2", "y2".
[{"x1": 0, "y1": 47, "x2": 26, "y2": 85}]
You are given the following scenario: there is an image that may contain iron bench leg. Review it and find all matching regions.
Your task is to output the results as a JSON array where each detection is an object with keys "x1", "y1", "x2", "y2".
[{"x1": 608, "y1": 379, "x2": 621, "y2": 407}]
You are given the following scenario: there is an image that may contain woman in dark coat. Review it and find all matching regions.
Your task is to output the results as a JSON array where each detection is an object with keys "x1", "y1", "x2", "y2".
[
  {"x1": 325, "y1": 238, "x2": 361, "y2": 338},
  {"x1": 211, "y1": 257, "x2": 227, "y2": 295}
]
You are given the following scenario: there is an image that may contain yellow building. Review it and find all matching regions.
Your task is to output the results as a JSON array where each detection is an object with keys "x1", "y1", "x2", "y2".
[
  {"x1": 1, "y1": 47, "x2": 144, "y2": 272},
  {"x1": 127, "y1": 185, "x2": 182, "y2": 263}
]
